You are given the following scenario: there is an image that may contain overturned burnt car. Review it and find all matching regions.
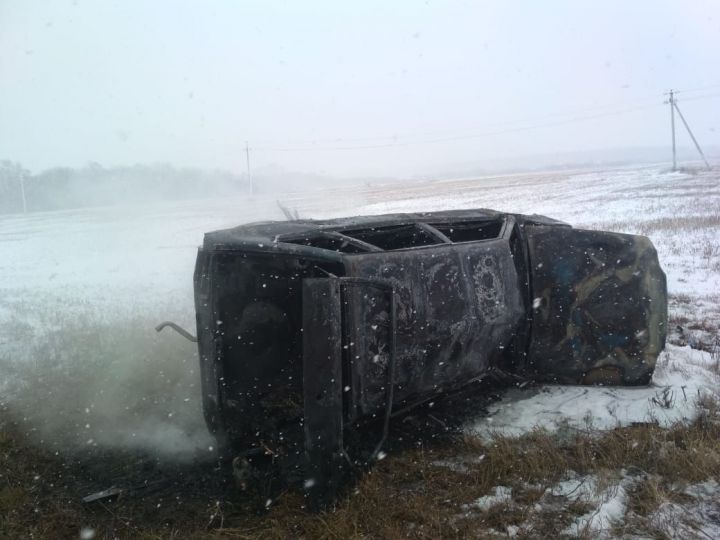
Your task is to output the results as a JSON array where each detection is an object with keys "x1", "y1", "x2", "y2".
[{"x1": 188, "y1": 209, "x2": 666, "y2": 506}]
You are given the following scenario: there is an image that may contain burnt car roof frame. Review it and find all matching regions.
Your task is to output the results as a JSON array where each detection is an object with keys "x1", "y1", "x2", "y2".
[{"x1": 276, "y1": 216, "x2": 512, "y2": 255}]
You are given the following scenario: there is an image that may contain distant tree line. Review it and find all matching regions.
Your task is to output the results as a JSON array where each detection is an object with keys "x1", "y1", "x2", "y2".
[{"x1": 0, "y1": 161, "x2": 249, "y2": 215}]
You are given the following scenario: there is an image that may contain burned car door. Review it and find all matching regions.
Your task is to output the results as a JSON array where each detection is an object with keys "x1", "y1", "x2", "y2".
[
  {"x1": 525, "y1": 226, "x2": 667, "y2": 385},
  {"x1": 340, "y1": 278, "x2": 395, "y2": 423},
  {"x1": 341, "y1": 221, "x2": 525, "y2": 409}
]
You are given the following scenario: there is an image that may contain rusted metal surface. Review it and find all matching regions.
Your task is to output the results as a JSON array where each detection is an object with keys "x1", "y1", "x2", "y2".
[{"x1": 191, "y1": 209, "x2": 667, "y2": 507}]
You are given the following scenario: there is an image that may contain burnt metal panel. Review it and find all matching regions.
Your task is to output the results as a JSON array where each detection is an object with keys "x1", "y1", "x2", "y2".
[
  {"x1": 302, "y1": 278, "x2": 349, "y2": 508},
  {"x1": 193, "y1": 249, "x2": 227, "y2": 444},
  {"x1": 526, "y1": 226, "x2": 667, "y2": 385},
  {"x1": 340, "y1": 279, "x2": 395, "y2": 423},
  {"x1": 201, "y1": 208, "x2": 569, "y2": 255},
  {"x1": 343, "y1": 238, "x2": 525, "y2": 406},
  {"x1": 194, "y1": 249, "x2": 345, "y2": 458},
  {"x1": 212, "y1": 252, "x2": 305, "y2": 449}
]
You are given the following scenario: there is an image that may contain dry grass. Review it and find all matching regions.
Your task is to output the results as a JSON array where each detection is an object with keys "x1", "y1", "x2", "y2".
[
  {"x1": 634, "y1": 214, "x2": 720, "y2": 236},
  {"x1": 580, "y1": 211, "x2": 720, "y2": 237},
  {"x1": 625, "y1": 475, "x2": 694, "y2": 518},
  {"x1": 3, "y1": 392, "x2": 720, "y2": 539}
]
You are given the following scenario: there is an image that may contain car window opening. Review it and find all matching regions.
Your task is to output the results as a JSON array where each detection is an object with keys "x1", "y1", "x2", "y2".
[
  {"x1": 429, "y1": 220, "x2": 503, "y2": 243},
  {"x1": 284, "y1": 220, "x2": 504, "y2": 252},
  {"x1": 340, "y1": 224, "x2": 438, "y2": 251},
  {"x1": 283, "y1": 232, "x2": 369, "y2": 253}
]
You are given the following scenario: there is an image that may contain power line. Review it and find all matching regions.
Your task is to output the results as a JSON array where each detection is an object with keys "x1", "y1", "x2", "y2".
[
  {"x1": 253, "y1": 103, "x2": 661, "y2": 152},
  {"x1": 250, "y1": 93, "x2": 665, "y2": 147},
  {"x1": 673, "y1": 92, "x2": 720, "y2": 103},
  {"x1": 245, "y1": 85, "x2": 718, "y2": 155},
  {"x1": 672, "y1": 83, "x2": 720, "y2": 94}
]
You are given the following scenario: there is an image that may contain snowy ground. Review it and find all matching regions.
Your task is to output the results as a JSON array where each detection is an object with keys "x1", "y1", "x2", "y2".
[
  {"x1": 1, "y1": 162, "x2": 719, "y2": 535},
  {"x1": 456, "y1": 473, "x2": 720, "y2": 538},
  {"x1": 472, "y1": 344, "x2": 718, "y2": 439}
]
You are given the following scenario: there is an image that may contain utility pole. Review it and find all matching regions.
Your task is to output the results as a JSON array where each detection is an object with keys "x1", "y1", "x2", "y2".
[
  {"x1": 673, "y1": 99, "x2": 711, "y2": 170},
  {"x1": 666, "y1": 89, "x2": 711, "y2": 171},
  {"x1": 245, "y1": 141, "x2": 254, "y2": 195},
  {"x1": 668, "y1": 90, "x2": 677, "y2": 171}
]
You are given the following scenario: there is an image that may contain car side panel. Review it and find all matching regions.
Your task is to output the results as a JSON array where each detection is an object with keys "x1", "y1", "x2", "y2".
[{"x1": 343, "y1": 240, "x2": 525, "y2": 406}]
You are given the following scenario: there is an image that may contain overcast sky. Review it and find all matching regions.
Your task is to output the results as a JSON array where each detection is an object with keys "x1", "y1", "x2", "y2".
[{"x1": 1, "y1": 0, "x2": 719, "y2": 177}]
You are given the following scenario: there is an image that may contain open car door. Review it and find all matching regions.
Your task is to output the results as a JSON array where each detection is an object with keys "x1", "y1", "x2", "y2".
[{"x1": 301, "y1": 277, "x2": 395, "y2": 508}]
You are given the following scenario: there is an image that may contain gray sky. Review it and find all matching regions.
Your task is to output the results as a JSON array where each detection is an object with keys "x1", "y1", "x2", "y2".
[{"x1": 1, "y1": 0, "x2": 719, "y2": 177}]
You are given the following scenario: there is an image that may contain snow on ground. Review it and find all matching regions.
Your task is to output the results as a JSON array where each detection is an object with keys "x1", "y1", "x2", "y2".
[
  {"x1": 560, "y1": 475, "x2": 630, "y2": 537},
  {"x1": 465, "y1": 485, "x2": 513, "y2": 511},
  {"x1": 452, "y1": 470, "x2": 720, "y2": 539},
  {"x1": 456, "y1": 472, "x2": 720, "y2": 538},
  {"x1": 470, "y1": 344, "x2": 719, "y2": 439},
  {"x1": 648, "y1": 479, "x2": 720, "y2": 538},
  {"x1": 458, "y1": 473, "x2": 631, "y2": 538}
]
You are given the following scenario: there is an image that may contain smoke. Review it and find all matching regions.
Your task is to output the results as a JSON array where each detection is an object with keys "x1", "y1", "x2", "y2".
[
  {"x1": 0, "y1": 171, "x2": 350, "y2": 461},
  {"x1": 0, "y1": 290, "x2": 214, "y2": 460}
]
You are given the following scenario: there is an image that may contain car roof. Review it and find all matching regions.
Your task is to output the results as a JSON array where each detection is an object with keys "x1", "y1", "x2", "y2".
[{"x1": 203, "y1": 208, "x2": 566, "y2": 248}]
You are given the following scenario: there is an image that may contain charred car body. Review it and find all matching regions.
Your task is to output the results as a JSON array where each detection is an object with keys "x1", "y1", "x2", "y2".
[{"x1": 190, "y1": 209, "x2": 667, "y2": 505}]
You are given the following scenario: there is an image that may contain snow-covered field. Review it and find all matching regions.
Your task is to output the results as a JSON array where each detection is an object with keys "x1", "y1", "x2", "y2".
[{"x1": 1, "y1": 163, "x2": 719, "y2": 535}]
